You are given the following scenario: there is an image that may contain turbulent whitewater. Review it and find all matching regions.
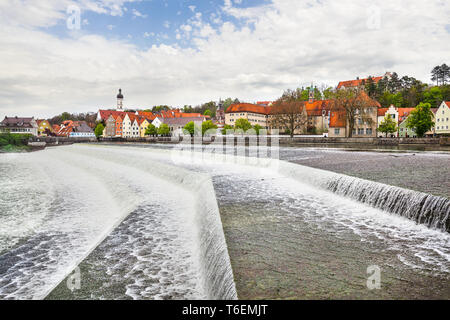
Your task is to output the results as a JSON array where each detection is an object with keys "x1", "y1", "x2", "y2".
[
  {"x1": 1, "y1": 144, "x2": 449, "y2": 300},
  {"x1": 0, "y1": 145, "x2": 237, "y2": 300}
]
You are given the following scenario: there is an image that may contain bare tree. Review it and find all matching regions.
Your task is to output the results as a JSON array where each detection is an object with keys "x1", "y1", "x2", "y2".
[
  {"x1": 330, "y1": 87, "x2": 379, "y2": 138},
  {"x1": 270, "y1": 89, "x2": 308, "y2": 138}
]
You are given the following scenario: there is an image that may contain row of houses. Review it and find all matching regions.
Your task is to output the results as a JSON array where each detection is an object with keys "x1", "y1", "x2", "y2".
[
  {"x1": 0, "y1": 117, "x2": 95, "y2": 138},
  {"x1": 224, "y1": 72, "x2": 450, "y2": 138},
  {"x1": 225, "y1": 91, "x2": 379, "y2": 137},
  {"x1": 224, "y1": 99, "x2": 450, "y2": 138},
  {"x1": 97, "y1": 109, "x2": 211, "y2": 138},
  {"x1": 97, "y1": 89, "x2": 210, "y2": 138}
]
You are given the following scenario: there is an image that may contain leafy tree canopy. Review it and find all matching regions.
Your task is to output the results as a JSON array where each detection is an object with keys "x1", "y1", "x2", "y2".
[
  {"x1": 378, "y1": 115, "x2": 397, "y2": 137},
  {"x1": 94, "y1": 123, "x2": 104, "y2": 138},
  {"x1": 145, "y1": 123, "x2": 158, "y2": 136},
  {"x1": 234, "y1": 118, "x2": 253, "y2": 132},
  {"x1": 406, "y1": 102, "x2": 435, "y2": 137},
  {"x1": 157, "y1": 123, "x2": 170, "y2": 136},
  {"x1": 202, "y1": 120, "x2": 218, "y2": 136}
]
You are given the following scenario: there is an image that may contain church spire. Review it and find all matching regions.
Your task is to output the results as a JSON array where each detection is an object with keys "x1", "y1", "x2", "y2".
[
  {"x1": 308, "y1": 83, "x2": 314, "y2": 103},
  {"x1": 117, "y1": 89, "x2": 124, "y2": 111}
]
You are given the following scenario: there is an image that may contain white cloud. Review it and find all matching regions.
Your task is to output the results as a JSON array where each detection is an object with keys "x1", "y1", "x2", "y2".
[
  {"x1": 132, "y1": 8, "x2": 147, "y2": 18},
  {"x1": 0, "y1": 0, "x2": 449, "y2": 119}
]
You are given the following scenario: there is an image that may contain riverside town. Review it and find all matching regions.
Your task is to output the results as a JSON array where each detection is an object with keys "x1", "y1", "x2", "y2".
[{"x1": 0, "y1": 0, "x2": 449, "y2": 315}]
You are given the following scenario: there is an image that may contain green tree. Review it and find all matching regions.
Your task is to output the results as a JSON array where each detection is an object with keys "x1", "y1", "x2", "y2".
[
  {"x1": 94, "y1": 123, "x2": 104, "y2": 138},
  {"x1": 202, "y1": 120, "x2": 218, "y2": 136},
  {"x1": 365, "y1": 76, "x2": 377, "y2": 98},
  {"x1": 204, "y1": 109, "x2": 212, "y2": 117},
  {"x1": 322, "y1": 87, "x2": 334, "y2": 99},
  {"x1": 183, "y1": 121, "x2": 195, "y2": 137},
  {"x1": 422, "y1": 86, "x2": 443, "y2": 107},
  {"x1": 253, "y1": 124, "x2": 263, "y2": 135},
  {"x1": 158, "y1": 123, "x2": 170, "y2": 136},
  {"x1": 378, "y1": 115, "x2": 398, "y2": 137},
  {"x1": 234, "y1": 118, "x2": 252, "y2": 132},
  {"x1": 406, "y1": 102, "x2": 435, "y2": 137},
  {"x1": 145, "y1": 123, "x2": 158, "y2": 136},
  {"x1": 222, "y1": 98, "x2": 234, "y2": 111},
  {"x1": 221, "y1": 124, "x2": 233, "y2": 135}
]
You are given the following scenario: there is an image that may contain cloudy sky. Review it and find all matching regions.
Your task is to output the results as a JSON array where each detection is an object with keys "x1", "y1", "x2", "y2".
[{"x1": 0, "y1": 0, "x2": 449, "y2": 119}]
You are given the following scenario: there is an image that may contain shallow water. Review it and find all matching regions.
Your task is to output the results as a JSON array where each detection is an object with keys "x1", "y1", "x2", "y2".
[
  {"x1": 0, "y1": 148, "x2": 210, "y2": 300},
  {"x1": 1, "y1": 145, "x2": 449, "y2": 299}
]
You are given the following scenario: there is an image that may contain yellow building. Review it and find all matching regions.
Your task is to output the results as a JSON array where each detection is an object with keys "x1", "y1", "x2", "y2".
[
  {"x1": 139, "y1": 118, "x2": 150, "y2": 137},
  {"x1": 225, "y1": 103, "x2": 271, "y2": 129},
  {"x1": 37, "y1": 119, "x2": 52, "y2": 136},
  {"x1": 435, "y1": 101, "x2": 450, "y2": 135}
]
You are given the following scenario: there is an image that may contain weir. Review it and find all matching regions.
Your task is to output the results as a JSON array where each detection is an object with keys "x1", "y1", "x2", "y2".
[
  {"x1": 277, "y1": 161, "x2": 450, "y2": 233},
  {"x1": 67, "y1": 145, "x2": 238, "y2": 300},
  {"x1": 153, "y1": 146, "x2": 450, "y2": 234}
]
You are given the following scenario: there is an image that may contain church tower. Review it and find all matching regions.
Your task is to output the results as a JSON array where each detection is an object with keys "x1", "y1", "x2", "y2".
[
  {"x1": 308, "y1": 83, "x2": 315, "y2": 103},
  {"x1": 117, "y1": 89, "x2": 124, "y2": 111}
]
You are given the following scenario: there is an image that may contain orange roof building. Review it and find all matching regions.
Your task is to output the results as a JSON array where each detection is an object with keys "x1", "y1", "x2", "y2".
[{"x1": 337, "y1": 76, "x2": 384, "y2": 90}]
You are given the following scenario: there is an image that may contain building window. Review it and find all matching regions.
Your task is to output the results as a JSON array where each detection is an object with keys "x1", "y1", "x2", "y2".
[{"x1": 334, "y1": 128, "x2": 340, "y2": 135}]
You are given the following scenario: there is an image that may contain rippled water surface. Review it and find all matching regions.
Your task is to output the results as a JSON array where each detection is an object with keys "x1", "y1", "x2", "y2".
[{"x1": 1, "y1": 144, "x2": 449, "y2": 300}]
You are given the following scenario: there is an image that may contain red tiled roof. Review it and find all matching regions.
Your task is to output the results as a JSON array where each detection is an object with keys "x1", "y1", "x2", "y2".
[
  {"x1": 98, "y1": 110, "x2": 127, "y2": 121},
  {"x1": 256, "y1": 101, "x2": 273, "y2": 106},
  {"x1": 182, "y1": 113, "x2": 204, "y2": 118},
  {"x1": 445, "y1": 101, "x2": 450, "y2": 108},
  {"x1": 305, "y1": 100, "x2": 332, "y2": 116},
  {"x1": 377, "y1": 108, "x2": 389, "y2": 116},
  {"x1": 226, "y1": 103, "x2": 271, "y2": 115},
  {"x1": 137, "y1": 111, "x2": 157, "y2": 121},
  {"x1": 397, "y1": 108, "x2": 415, "y2": 121},
  {"x1": 337, "y1": 76, "x2": 383, "y2": 89},
  {"x1": 377, "y1": 106, "x2": 416, "y2": 121},
  {"x1": 329, "y1": 110, "x2": 347, "y2": 128}
]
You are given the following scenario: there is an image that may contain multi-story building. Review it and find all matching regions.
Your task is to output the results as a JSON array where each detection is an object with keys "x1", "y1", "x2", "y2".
[
  {"x1": 139, "y1": 118, "x2": 150, "y2": 137},
  {"x1": 0, "y1": 116, "x2": 38, "y2": 136},
  {"x1": 225, "y1": 103, "x2": 271, "y2": 129},
  {"x1": 336, "y1": 73, "x2": 391, "y2": 90},
  {"x1": 105, "y1": 115, "x2": 116, "y2": 137},
  {"x1": 115, "y1": 115, "x2": 123, "y2": 137},
  {"x1": 328, "y1": 92, "x2": 379, "y2": 138},
  {"x1": 398, "y1": 118, "x2": 417, "y2": 138},
  {"x1": 435, "y1": 101, "x2": 450, "y2": 135},
  {"x1": 69, "y1": 121, "x2": 95, "y2": 138},
  {"x1": 152, "y1": 116, "x2": 207, "y2": 136},
  {"x1": 377, "y1": 105, "x2": 416, "y2": 137},
  {"x1": 304, "y1": 99, "x2": 332, "y2": 134}
]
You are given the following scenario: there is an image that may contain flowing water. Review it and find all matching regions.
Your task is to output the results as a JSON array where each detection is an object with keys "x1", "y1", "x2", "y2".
[
  {"x1": 1, "y1": 144, "x2": 449, "y2": 299},
  {"x1": 0, "y1": 146, "x2": 236, "y2": 300}
]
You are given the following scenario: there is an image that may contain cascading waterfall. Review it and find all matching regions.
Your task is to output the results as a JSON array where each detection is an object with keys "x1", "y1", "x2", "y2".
[
  {"x1": 176, "y1": 149, "x2": 450, "y2": 234},
  {"x1": 326, "y1": 176, "x2": 450, "y2": 233},
  {"x1": 273, "y1": 160, "x2": 450, "y2": 233},
  {"x1": 69, "y1": 145, "x2": 238, "y2": 300}
]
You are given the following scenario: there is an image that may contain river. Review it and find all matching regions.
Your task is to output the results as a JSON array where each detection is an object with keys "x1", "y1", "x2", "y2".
[{"x1": 0, "y1": 144, "x2": 449, "y2": 299}]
